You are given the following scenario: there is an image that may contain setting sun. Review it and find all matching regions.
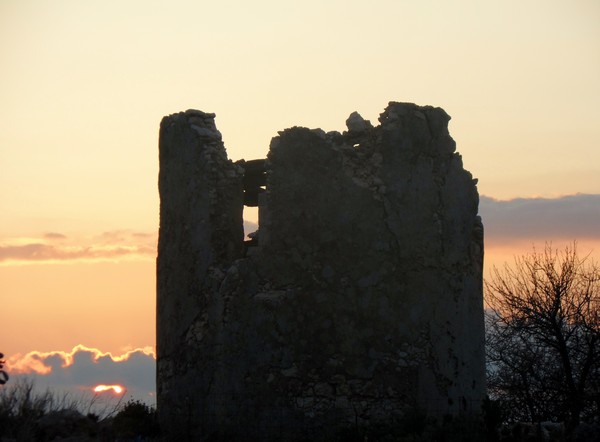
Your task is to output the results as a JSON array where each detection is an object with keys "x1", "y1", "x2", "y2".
[{"x1": 93, "y1": 384, "x2": 125, "y2": 394}]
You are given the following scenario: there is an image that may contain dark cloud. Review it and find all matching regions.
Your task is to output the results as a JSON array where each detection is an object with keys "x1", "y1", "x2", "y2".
[
  {"x1": 0, "y1": 230, "x2": 158, "y2": 263},
  {"x1": 6, "y1": 196, "x2": 596, "y2": 263},
  {"x1": 99, "y1": 231, "x2": 127, "y2": 243},
  {"x1": 0, "y1": 243, "x2": 56, "y2": 261},
  {"x1": 0, "y1": 243, "x2": 155, "y2": 262},
  {"x1": 44, "y1": 232, "x2": 67, "y2": 240},
  {"x1": 132, "y1": 232, "x2": 153, "y2": 238},
  {"x1": 7, "y1": 346, "x2": 156, "y2": 405},
  {"x1": 480, "y1": 194, "x2": 600, "y2": 243}
]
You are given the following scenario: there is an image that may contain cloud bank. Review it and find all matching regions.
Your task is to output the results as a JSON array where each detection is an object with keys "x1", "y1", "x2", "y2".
[
  {"x1": 2, "y1": 195, "x2": 597, "y2": 404},
  {"x1": 5, "y1": 345, "x2": 156, "y2": 405},
  {"x1": 1, "y1": 194, "x2": 597, "y2": 263},
  {"x1": 479, "y1": 194, "x2": 600, "y2": 245},
  {"x1": 0, "y1": 230, "x2": 157, "y2": 265}
]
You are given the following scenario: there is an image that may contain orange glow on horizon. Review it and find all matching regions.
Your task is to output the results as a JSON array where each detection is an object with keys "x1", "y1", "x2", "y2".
[{"x1": 94, "y1": 384, "x2": 125, "y2": 394}]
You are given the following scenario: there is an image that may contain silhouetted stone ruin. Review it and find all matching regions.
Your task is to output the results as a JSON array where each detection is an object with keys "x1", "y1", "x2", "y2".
[{"x1": 157, "y1": 102, "x2": 485, "y2": 440}]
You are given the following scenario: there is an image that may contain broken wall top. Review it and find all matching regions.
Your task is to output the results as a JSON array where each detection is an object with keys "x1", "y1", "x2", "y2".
[{"x1": 258, "y1": 102, "x2": 481, "y2": 287}]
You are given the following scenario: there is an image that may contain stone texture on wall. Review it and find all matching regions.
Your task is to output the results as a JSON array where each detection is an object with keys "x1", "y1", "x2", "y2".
[{"x1": 157, "y1": 102, "x2": 485, "y2": 440}]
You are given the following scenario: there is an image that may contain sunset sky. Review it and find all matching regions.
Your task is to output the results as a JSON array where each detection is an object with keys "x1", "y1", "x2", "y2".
[{"x1": 1, "y1": 0, "x2": 599, "y2": 403}]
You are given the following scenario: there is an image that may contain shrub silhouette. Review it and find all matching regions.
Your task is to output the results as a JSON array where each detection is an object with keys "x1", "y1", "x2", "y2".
[
  {"x1": 112, "y1": 398, "x2": 159, "y2": 439},
  {"x1": 0, "y1": 378, "x2": 159, "y2": 440}
]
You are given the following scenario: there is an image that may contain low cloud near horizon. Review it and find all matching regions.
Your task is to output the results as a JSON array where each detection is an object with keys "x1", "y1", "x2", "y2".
[
  {"x1": 1, "y1": 194, "x2": 597, "y2": 264},
  {"x1": 5, "y1": 345, "x2": 156, "y2": 405},
  {"x1": 479, "y1": 193, "x2": 600, "y2": 245},
  {"x1": 0, "y1": 230, "x2": 157, "y2": 265},
  {"x1": 2, "y1": 195, "x2": 597, "y2": 405}
]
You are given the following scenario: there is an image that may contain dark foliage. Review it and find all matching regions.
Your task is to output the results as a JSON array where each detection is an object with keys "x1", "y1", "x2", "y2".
[
  {"x1": 112, "y1": 398, "x2": 160, "y2": 439},
  {"x1": 486, "y1": 243, "x2": 600, "y2": 430},
  {"x1": 0, "y1": 378, "x2": 159, "y2": 441}
]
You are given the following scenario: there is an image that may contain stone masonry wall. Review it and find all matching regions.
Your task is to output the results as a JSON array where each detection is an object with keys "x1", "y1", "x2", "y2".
[{"x1": 157, "y1": 102, "x2": 485, "y2": 441}]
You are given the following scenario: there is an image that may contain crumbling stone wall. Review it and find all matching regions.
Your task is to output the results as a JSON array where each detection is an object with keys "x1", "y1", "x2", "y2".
[{"x1": 157, "y1": 102, "x2": 485, "y2": 440}]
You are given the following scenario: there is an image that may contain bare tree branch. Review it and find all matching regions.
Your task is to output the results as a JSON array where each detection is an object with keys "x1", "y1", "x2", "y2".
[{"x1": 485, "y1": 242, "x2": 600, "y2": 429}]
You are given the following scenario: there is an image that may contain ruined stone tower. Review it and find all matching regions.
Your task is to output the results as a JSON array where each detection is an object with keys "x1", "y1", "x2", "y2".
[{"x1": 157, "y1": 102, "x2": 485, "y2": 440}]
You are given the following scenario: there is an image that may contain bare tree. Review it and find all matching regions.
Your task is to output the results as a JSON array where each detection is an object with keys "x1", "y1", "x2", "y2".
[{"x1": 485, "y1": 242, "x2": 600, "y2": 429}]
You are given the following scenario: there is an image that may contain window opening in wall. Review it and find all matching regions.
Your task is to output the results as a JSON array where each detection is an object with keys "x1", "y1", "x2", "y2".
[
  {"x1": 243, "y1": 206, "x2": 259, "y2": 240},
  {"x1": 242, "y1": 159, "x2": 266, "y2": 250}
]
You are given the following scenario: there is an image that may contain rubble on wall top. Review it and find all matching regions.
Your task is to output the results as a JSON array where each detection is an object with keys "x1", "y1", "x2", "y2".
[
  {"x1": 180, "y1": 109, "x2": 223, "y2": 141},
  {"x1": 379, "y1": 101, "x2": 451, "y2": 127},
  {"x1": 184, "y1": 109, "x2": 216, "y2": 118},
  {"x1": 345, "y1": 111, "x2": 373, "y2": 133}
]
